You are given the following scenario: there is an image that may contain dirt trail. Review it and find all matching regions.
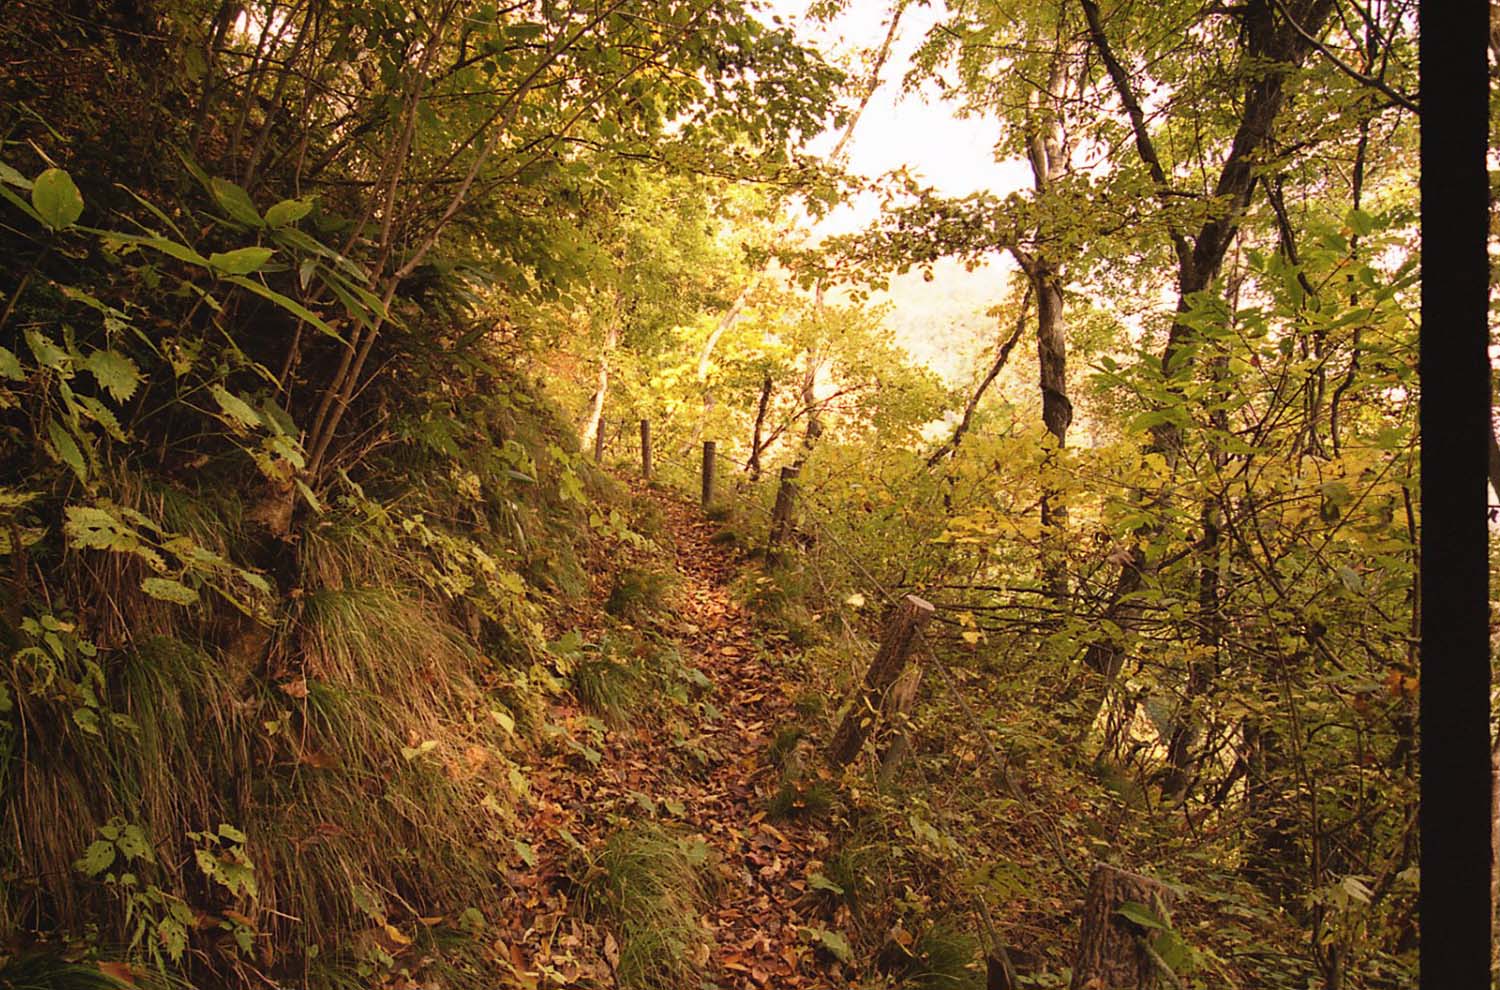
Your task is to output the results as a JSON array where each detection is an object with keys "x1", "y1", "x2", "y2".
[{"x1": 504, "y1": 479, "x2": 841, "y2": 989}]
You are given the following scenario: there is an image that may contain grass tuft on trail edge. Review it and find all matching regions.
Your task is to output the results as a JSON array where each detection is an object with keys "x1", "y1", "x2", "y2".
[{"x1": 582, "y1": 824, "x2": 714, "y2": 990}]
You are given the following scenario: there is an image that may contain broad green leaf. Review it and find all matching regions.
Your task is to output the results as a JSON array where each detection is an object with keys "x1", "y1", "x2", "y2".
[
  {"x1": 209, "y1": 246, "x2": 274, "y2": 275},
  {"x1": 265, "y1": 198, "x2": 312, "y2": 227},
  {"x1": 84, "y1": 349, "x2": 140, "y2": 403},
  {"x1": 47, "y1": 419, "x2": 87, "y2": 483},
  {"x1": 513, "y1": 840, "x2": 537, "y2": 867},
  {"x1": 25, "y1": 330, "x2": 70, "y2": 370},
  {"x1": 77, "y1": 395, "x2": 127, "y2": 441},
  {"x1": 141, "y1": 577, "x2": 198, "y2": 606},
  {"x1": 0, "y1": 346, "x2": 22, "y2": 381},
  {"x1": 224, "y1": 275, "x2": 343, "y2": 342},
  {"x1": 1116, "y1": 901, "x2": 1167, "y2": 930},
  {"x1": 32, "y1": 167, "x2": 84, "y2": 229},
  {"x1": 0, "y1": 161, "x2": 31, "y2": 188},
  {"x1": 815, "y1": 929, "x2": 853, "y2": 963},
  {"x1": 218, "y1": 823, "x2": 248, "y2": 844},
  {"x1": 77, "y1": 840, "x2": 116, "y2": 876},
  {"x1": 209, "y1": 385, "x2": 263, "y2": 430},
  {"x1": 808, "y1": 871, "x2": 844, "y2": 895},
  {"x1": 211, "y1": 177, "x2": 262, "y2": 226},
  {"x1": 104, "y1": 232, "x2": 210, "y2": 267}
]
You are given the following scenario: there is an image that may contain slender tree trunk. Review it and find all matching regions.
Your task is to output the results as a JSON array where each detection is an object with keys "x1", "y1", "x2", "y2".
[
  {"x1": 579, "y1": 325, "x2": 618, "y2": 449},
  {"x1": 746, "y1": 373, "x2": 774, "y2": 481},
  {"x1": 928, "y1": 284, "x2": 1030, "y2": 467}
]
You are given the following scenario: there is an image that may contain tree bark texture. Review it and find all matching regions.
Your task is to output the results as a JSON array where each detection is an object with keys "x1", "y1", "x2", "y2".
[
  {"x1": 766, "y1": 466, "x2": 799, "y2": 565},
  {"x1": 1070, "y1": 865, "x2": 1176, "y2": 990}
]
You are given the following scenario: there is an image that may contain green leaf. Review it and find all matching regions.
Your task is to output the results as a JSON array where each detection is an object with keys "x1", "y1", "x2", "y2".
[
  {"x1": 103, "y1": 232, "x2": 210, "y2": 267},
  {"x1": 211, "y1": 177, "x2": 262, "y2": 227},
  {"x1": 1116, "y1": 901, "x2": 1167, "y2": 930},
  {"x1": 815, "y1": 929, "x2": 853, "y2": 963},
  {"x1": 47, "y1": 419, "x2": 87, "y2": 483},
  {"x1": 142, "y1": 577, "x2": 198, "y2": 606},
  {"x1": 209, "y1": 246, "x2": 274, "y2": 275},
  {"x1": 224, "y1": 275, "x2": 343, "y2": 342},
  {"x1": 512, "y1": 840, "x2": 537, "y2": 867},
  {"x1": 25, "y1": 330, "x2": 70, "y2": 370},
  {"x1": 218, "y1": 823, "x2": 248, "y2": 844},
  {"x1": 209, "y1": 385, "x2": 263, "y2": 431},
  {"x1": 65, "y1": 505, "x2": 133, "y2": 550},
  {"x1": 84, "y1": 349, "x2": 141, "y2": 403},
  {"x1": 0, "y1": 346, "x2": 23, "y2": 381},
  {"x1": 265, "y1": 198, "x2": 312, "y2": 227},
  {"x1": 77, "y1": 839, "x2": 116, "y2": 876},
  {"x1": 0, "y1": 185, "x2": 44, "y2": 225},
  {"x1": 0, "y1": 161, "x2": 31, "y2": 189},
  {"x1": 808, "y1": 871, "x2": 844, "y2": 895},
  {"x1": 32, "y1": 167, "x2": 84, "y2": 229}
]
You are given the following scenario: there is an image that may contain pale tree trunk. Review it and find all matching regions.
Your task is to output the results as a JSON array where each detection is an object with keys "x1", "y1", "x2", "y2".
[{"x1": 579, "y1": 325, "x2": 618, "y2": 449}]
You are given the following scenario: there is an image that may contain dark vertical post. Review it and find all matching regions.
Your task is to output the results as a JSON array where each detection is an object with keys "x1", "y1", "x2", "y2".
[
  {"x1": 594, "y1": 414, "x2": 605, "y2": 463},
  {"x1": 829, "y1": 595, "x2": 935, "y2": 767},
  {"x1": 765, "y1": 465, "x2": 799, "y2": 564},
  {"x1": 640, "y1": 419, "x2": 652, "y2": 480},
  {"x1": 701, "y1": 441, "x2": 716, "y2": 509}
]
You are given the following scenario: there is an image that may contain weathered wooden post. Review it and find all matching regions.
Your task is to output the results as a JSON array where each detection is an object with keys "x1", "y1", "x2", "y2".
[
  {"x1": 829, "y1": 594, "x2": 935, "y2": 767},
  {"x1": 876, "y1": 665, "x2": 922, "y2": 787},
  {"x1": 701, "y1": 441, "x2": 716, "y2": 508},
  {"x1": 1069, "y1": 865, "x2": 1177, "y2": 990},
  {"x1": 765, "y1": 465, "x2": 799, "y2": 564},
  {"x1": 640, "y1": 419, "x2": 652, "y2": 480},
  {"x1": 594, "y1": 414, "x2": 606, "y2": 463}
]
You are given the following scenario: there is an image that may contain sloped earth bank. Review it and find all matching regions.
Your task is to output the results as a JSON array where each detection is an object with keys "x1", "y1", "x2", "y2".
[{"x1": 497, "y1": 478, "x2": 845, "y2": 989}]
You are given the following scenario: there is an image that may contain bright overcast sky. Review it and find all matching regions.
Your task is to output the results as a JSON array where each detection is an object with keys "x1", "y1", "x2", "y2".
[{"x1": 762, "y1": 0, "x2": 1032, "y2": 384}]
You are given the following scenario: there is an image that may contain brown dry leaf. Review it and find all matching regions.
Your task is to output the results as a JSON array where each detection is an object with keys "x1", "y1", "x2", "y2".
[{"x1": 98, "y1": 961, "x2": 136, "y2": 985}]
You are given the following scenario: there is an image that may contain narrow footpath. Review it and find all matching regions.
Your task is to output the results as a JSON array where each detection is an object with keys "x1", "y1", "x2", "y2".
[{"x1": 498, "y1": 478, "x2": 846, "y2": 989}]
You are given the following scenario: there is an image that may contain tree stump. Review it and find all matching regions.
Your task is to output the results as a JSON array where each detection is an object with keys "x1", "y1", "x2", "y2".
[
  {"x1": 829, "y1": 595, "x2": 935, "y2": 767},
  {"x1": 1070, "y1": 865, "x2": 1177, "y2": 990}
]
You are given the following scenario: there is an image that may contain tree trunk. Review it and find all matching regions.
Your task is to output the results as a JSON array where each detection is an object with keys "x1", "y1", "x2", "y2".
[
  {"x1": 747, "y1": 373, "x2": 774, "y2": 480},
  {"x1": 1070, "y1": 865, "x2": 1177, "y2": 990},
  {"x1": 579, "y1": 325, "x2": 618, "y2": 449},
  {"x1": 1071, "y1": 0, "x2": 1337, "y2": 735},
  {"x1": 766, "y1": 466, "x2": 799, "y2": 565}
]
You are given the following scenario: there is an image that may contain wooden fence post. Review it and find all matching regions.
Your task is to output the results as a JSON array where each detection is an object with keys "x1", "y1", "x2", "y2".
[
  {"x1": 765, "y1": 465, "x2": 799, "y2": 564},
  {"x1": 876, "y1": 665, "x2": 922, "y2": 787},
  {"x1": 829, "y1": 595, "x2": 935, "y2": 767},
  {"x1": 640, "y1": 419, "x2": 652, "y2": 480},
  {"x1": 701, "y1": 441, "x2": 716, "y2": 508},
  {"x1": 1069, "y1": 865, "x2": 1177, "y2": 990},
  {"x1": 594, "y1": 414, "x2": 606, "y2": 463}
]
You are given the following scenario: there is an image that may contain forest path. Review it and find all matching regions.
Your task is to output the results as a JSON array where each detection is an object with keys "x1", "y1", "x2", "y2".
[{"x1": 503, "y1": 476, "x2": 842, "y2": 989}]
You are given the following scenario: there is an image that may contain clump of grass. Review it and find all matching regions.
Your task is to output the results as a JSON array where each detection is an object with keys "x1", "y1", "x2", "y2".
[
  {"x1": 767, "y1": 726, "x2": 809, "y2": 769},
  {"x1": 793, "y1": 690, "x2": 827, "y2": 720},
  {"x1": 766, "y1": 779, "x2": 835, "y2": 821},
  {"x1": 898, "y1": 921, "x2": 985, "y2": 990},
  {"x1": 583, "y1": 825, "x2": 713, "y2": 990},
  {"x1": 605, "y1": 568, "x2": 675, "y2": 619},
  {"x1": 822, "y1": 841, "x2": 882, "y2": 911},
  {"x1": 571, "y1": 656, "x2": 640, "y2": 726}
]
